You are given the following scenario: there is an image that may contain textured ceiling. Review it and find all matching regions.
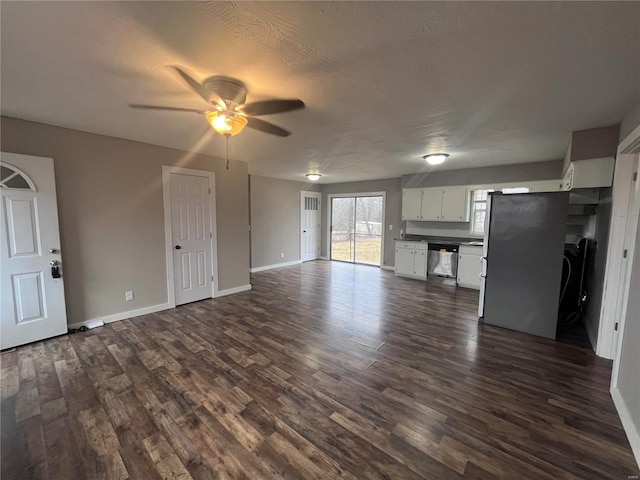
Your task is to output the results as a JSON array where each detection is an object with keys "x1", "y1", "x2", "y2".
[{"x1": 2, "y1": 2, "x2": 639, "y2": 183}]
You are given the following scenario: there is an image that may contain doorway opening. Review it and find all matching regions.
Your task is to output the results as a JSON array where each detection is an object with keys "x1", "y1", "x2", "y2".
[{"x1": 329, "y1": 193, "x2": 385, "y2": 266}]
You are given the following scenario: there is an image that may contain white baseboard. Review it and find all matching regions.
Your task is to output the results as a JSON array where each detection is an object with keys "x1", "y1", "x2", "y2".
[
  {"x1": 68, "y1": 302, "x2": 172, "y2": 329},
  {"x1": 611, "y1": 386, "x2": 640, "y2": 469},
  {"x1": 380, "y1": 265, "x2": 395, "y2": 271},
  {"x1": 102, "y1": 302, "x2": 172, "y2": 324},
  {"x1": 319, "y1": 256, "x2": 329, "y2": 260},
  {"x1": 216, "y1": 284, "x2": 252, "y2": 297},
  {"x1": 67, "y1": 318, "x2": 105, "y2": 330},
  {"x1": 250, "y1": 260, "x2": 302, "y2": 273}
]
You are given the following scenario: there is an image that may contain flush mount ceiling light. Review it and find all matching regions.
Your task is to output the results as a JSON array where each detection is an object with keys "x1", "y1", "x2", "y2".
[
  {"x1": 423, "y1": 153, "x2": 449, "y2": 165},
  {"x1": 306, "y1": 173, "x2": 321, "y2": 181}
]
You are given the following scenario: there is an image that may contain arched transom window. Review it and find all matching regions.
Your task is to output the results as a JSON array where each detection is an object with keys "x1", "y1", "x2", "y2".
[{"x1": 0, "y1": 163, "x2": 36, "y2": 191}]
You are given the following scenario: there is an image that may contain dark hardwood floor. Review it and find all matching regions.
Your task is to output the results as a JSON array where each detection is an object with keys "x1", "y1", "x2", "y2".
[{"x1": 1, "y1": 260, "x2": 638, "y2": 479}]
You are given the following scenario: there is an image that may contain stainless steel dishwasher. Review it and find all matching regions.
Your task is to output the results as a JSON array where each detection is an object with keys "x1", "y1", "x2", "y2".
[{"x1": 427, "y1": 243, "x2": 458, "y2": 278}]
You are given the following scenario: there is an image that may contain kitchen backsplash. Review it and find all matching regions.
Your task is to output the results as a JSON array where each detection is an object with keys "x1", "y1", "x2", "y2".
[{"x1": 405, "y1": 221, "x2": 481, "y2": 239}]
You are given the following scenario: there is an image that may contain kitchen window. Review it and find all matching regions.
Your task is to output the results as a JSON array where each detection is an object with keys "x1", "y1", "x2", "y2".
[
  {"x1": 470, "y1": 187, "x2": 531, "y2": 235},
  {"x1": 470, "y1": 189, "x2": 493, "y2": 235}
]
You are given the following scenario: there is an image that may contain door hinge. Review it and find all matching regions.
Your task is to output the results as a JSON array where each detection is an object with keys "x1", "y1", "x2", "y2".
[
  {"x1": 211, "y1": 275, "x2": 214, "y2": 281},
  {"x1": 623, "y1": 249, "x2": 628, "y2": 258},
  {"x1": 210, "y1": 232, "x2": 212, "y2": 239},
  {"x1": 614, "y1": 322, "x2": 619, "y2": 331},
  {"x1": 208, "y1": 187, "x2": 211, "y2": 194},
  {"x1": 633, "y1": 171, "x2": 637, "y2": 182}
]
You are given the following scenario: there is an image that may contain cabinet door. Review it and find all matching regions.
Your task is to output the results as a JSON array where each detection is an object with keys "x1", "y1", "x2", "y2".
[
  {"x1": 420, "y1": 188, "x2": 443, "y2": 220},
  {"x1": 413, "y1": 248, "x2": 427, "y2": 278},
  {"x1": 395, "y1": 247, "x2": 415, "y2": 275},
  {"x1": 441, "y1": 187, "x2": 468, "y2": 222},
  {"x1": 457, "y1": 253, "x2": 481, "y2": 289},
  {"x1": 402, "y1": 190, "x2": 422, "y2": 220}
]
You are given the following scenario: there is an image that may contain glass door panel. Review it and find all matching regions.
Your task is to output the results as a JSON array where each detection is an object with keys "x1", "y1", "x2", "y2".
[
  {"x1": 330, "y1": 197, "x2": 355, "y2": 262},
  {"x1": 355, "y1": 196, "x2": 383, "y2": 266}
]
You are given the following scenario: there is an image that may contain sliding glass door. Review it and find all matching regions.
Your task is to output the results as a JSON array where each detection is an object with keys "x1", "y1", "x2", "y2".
[{"x1": 330, "y1": 195, "x2": 384, "y2": 266}]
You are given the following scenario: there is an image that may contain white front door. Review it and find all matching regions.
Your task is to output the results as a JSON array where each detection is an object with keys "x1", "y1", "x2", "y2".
[
  {"x1": 1, "y1": 153, "x2": 68, "y2": 350},
  {"x1": 301, "y1": 192, "x2": 321, "y2": 262},
  {"x1": 170, "y1": 173, "x2": 213, "y2": 305}
]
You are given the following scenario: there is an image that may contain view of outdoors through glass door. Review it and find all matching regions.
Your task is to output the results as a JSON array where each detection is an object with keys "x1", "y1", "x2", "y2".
[{"x1": 330, "y1": 195, "x2": 384, "y2": 266}]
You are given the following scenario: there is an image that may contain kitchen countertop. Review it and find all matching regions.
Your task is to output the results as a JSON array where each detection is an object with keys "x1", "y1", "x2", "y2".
[{"x1": 394, "y1": 235, "x2": 483, "y2": 246}]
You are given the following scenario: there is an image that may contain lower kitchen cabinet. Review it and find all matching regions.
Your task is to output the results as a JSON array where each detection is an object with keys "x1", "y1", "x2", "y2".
[
  {"x1": 395, "y1": 241, "x2": 427, "y2": 279},
  {"x1": 457, "y1": 245, "x2": 482, "y2": 289}
]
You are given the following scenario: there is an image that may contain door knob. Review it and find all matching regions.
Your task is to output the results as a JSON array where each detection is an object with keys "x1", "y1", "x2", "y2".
[{"x1": 175, "y1": 245, "x2": 182, "y2": 250}]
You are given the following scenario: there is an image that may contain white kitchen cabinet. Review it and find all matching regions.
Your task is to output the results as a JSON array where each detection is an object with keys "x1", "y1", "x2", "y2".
[
  {"x1": 395, "y1": 241, "x2": 427, "y2": 279},
  {"x1": 401, "y1": 189, "x2": 423, "y2": 220},
  {"x1": 441, "y1": 187, "x2": 469, "y2": 221},
  {"x1": 420, "y1": 188, "x2": 443, "y2": 220},
  {"x1": 457, "y1": 245, "x2": 482, "y2": 289},
  {"x1": 414, "y1": 246, "x2": 428, "y2": 278},
  {"x1": 562, "y1": 157, "x2": 614, "y2": 191},
  {"x1": 402, "y1": 187, "x2": 469, "y2": 222}
]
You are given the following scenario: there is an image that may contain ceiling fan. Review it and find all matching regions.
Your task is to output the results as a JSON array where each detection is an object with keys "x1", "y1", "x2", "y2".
[{"x1": 130, "y1": 67, "x2": 305, "y2": 138}]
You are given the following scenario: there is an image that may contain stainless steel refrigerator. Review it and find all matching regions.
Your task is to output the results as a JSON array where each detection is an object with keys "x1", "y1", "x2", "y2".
[{"x1": 478, "y1": 192, "x2": 569, "y2": 339}]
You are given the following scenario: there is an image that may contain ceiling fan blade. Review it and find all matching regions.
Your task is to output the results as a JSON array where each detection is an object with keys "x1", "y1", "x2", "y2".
[
  {"x1": 246, "y1": 117, "x2": 291, "y2": 137},
  {"x1": 129, "y1": 104, "x2": 206, "y2": 114},
  {"x1": 172, "y1": 66, "x2": 225, "y2": 109},
  {"x1": 240, "y1": 99, "x2": 305, "y2": 116}
]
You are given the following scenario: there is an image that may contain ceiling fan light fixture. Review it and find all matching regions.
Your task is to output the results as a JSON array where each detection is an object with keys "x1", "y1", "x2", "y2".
[
  {"x1": 306, "y1": 173, "x2": 321, "y2": 181},
  {"x1": 205, "y1": 111, "x2": 248, "y2": 136},
  {"x1": 423, "y1": 153, "x2": 449, "y2": 165}
]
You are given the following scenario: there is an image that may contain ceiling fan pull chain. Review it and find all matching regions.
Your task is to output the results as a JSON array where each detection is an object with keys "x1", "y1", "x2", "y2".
[{"x1": 225, "y1": 134, "x2": 230, "y2": 170}]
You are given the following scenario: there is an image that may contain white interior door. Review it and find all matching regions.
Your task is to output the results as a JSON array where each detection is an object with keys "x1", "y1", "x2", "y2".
[
  {"x1": 301, "y1": 192, "x2": 321, "y2": 262},
  {"x1": 170, "y1": 173, "x2": 213, "y2": 305},
  {"x1": 1, "y1": 153, "x2": 68, "y2": 350}
]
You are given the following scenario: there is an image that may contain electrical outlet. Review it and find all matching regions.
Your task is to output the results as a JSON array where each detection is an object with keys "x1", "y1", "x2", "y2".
[
  {"x1": 280, "y1": 252, "x2": 285, "y2": 259},
  {"x1": 389, "y1": 224, "x2": 393, "y2": 230},
  {"x1": 125, "y1": 291, "x2": 134, "y2": 301}
]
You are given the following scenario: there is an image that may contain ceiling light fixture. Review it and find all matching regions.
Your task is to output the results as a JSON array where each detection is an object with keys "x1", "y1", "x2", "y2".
[
  {"x1": 423, "y1": 153, "x2": 449, "y2": 165},
  {"x1": 205, "y1": 111, "x2": 248, "y2": 136},
  {"x1": 306, "y1": 173, "x2": 321, "y2": 181}
]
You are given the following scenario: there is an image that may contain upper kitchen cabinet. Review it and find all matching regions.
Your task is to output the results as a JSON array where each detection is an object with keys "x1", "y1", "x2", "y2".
[
  {"x1": 403, "y1": 187, "x2": 469, "y2": 222},
  {"x1": 402, "y1": 189, "x2": 423, "y2": 220},
  {"x1": 420, "y1": 188, "x2": 443, "y2": 220},
  {"x1": 440, "y1": 187, "x2": 469, "y2": 221}
]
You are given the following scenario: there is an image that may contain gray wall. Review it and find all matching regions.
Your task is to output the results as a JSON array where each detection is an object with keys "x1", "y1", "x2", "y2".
[
  {"x1": 402, "y1": 160, "x2": 562, "y2": 189},
  {"x1": 562, "y1": 125, "x2": 620, "y2": 173},
  {"x1": 321, "y1": 178, "x2": 402, "y2": 268},
  {"x1": 1, "y1": 116, "x2": 250, "y2": 325},
  {"x1": 249, "y1": 175, "x2": 319, "y2": 269},
  {"x1": 583, "y1": 188, "x2": 612, "y2": 345}
]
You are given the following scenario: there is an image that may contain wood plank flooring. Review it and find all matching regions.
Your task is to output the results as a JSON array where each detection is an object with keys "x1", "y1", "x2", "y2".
[{"x1": 1, "y1": 260, "x2": 638, "y2": 479}]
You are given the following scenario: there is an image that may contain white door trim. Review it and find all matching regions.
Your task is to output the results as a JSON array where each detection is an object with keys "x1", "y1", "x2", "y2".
[
  {"x1": 162, "y1": 166, "x2": 219, "y2": 307},
  {"x1": 300, "y1": 191, "x2": 322, "y2": 262},
  {"x1": 597, "y1": 125, "x2": 640, "y2": 359},
  {"x1": 327, "y1": 191, "x2": 386, "y2": 266}
]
